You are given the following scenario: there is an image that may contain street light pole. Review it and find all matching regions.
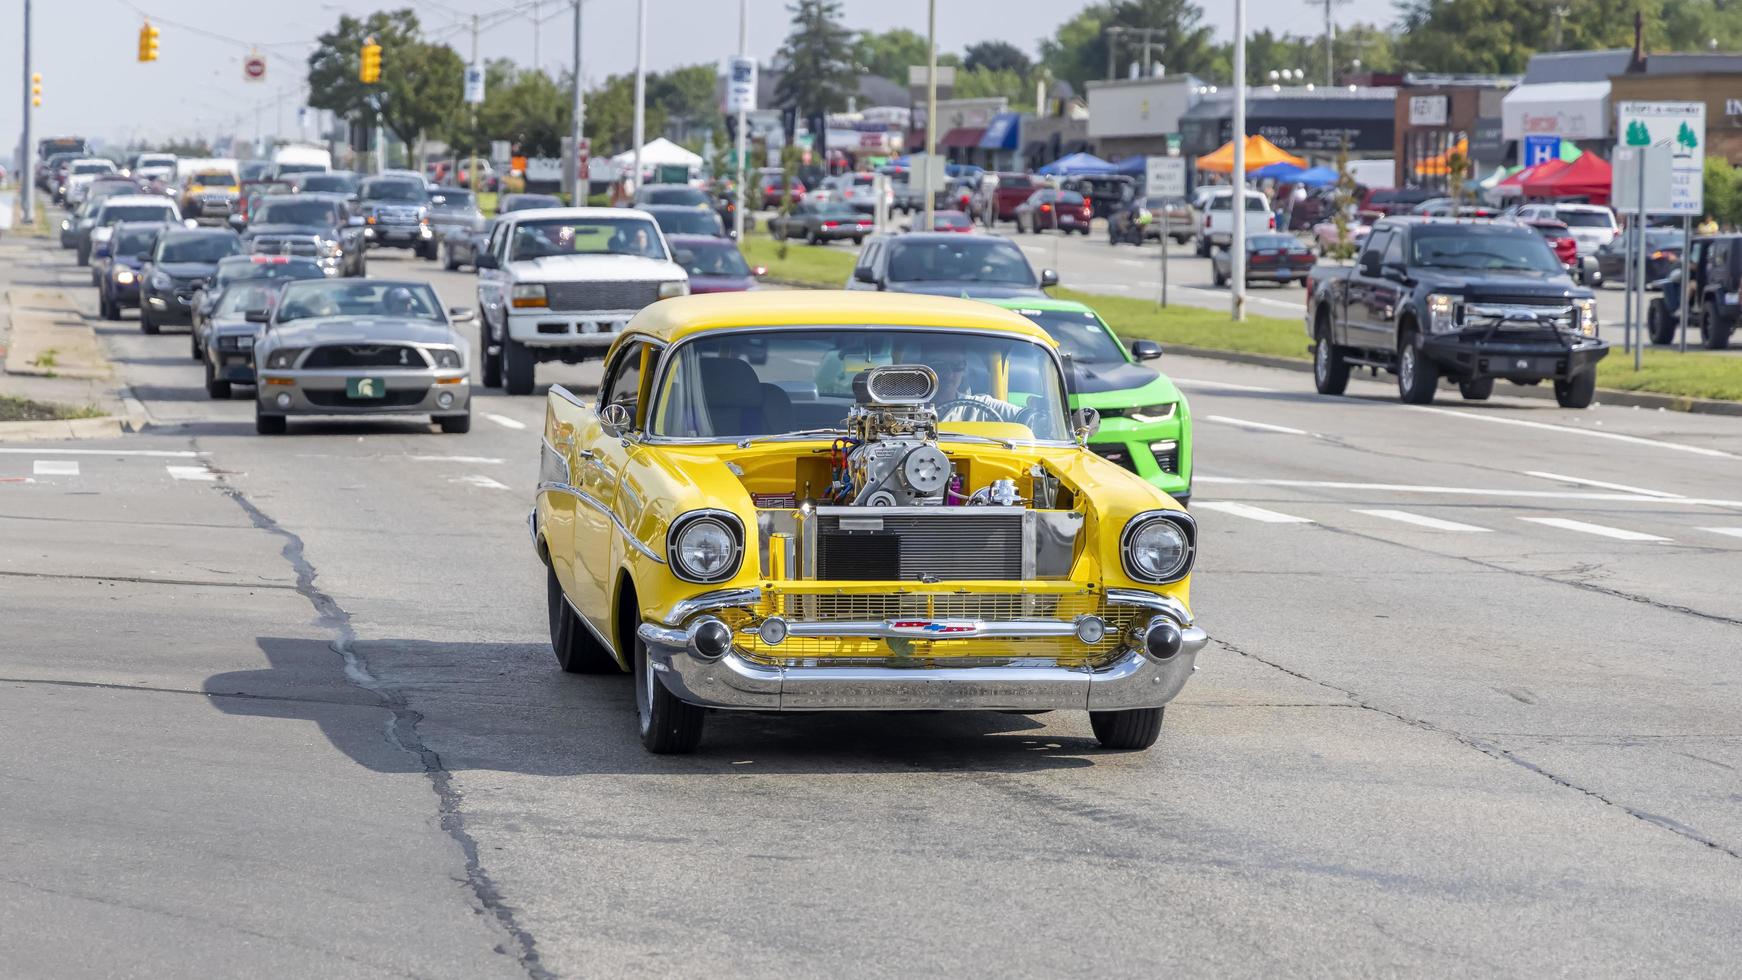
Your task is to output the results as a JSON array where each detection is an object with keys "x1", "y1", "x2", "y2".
[
  {"x1": 1231, "y1": 0, "x2": 1247, "y2": 322},
  {"x1": 19, "y1": 0, "x2": 34, "y2": 224},
  {"x1": 470, "y1": 14, "x2": 480, "y2": 196},
  {"x1": 734, "y1": 0, "x2": 748, "y2": 240},
  {"x1": 572, "y1": 0, "x2": 585, "y2": 202},
  {"x1": 923, "y1": 0, "x2": 938, "y2": 231},
  {"x1": 631, "y1": 0, "x2": 646, "y2": 193}
]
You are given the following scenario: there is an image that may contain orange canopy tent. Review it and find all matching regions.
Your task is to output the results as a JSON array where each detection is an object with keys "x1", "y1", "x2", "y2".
[
  {"x1": 1412, "y1": 137, "x2": 1469, "y2": 177},
  {"x1": 1196, "y1": 134, "x2": 1306, "y2": 174}
]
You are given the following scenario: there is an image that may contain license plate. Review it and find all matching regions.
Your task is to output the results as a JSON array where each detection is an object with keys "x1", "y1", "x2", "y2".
[
  {"x1": 239, "y1": 335, "x2": 255, "y2": 349},
  {"x1": 347, "y1": 377, "x2": 386, "y2": 399}
]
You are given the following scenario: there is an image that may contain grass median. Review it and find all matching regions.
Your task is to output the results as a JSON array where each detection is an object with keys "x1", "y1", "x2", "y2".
[
  {"x1": 736, "y1": 235, "x2": 1740, "y2": 403},
  {"x1": 0, "y1": 395, "x2": 105, "y2": 422}
]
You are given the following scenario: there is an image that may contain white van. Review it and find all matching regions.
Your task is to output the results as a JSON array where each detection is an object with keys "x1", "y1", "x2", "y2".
[{"x1": 271, "y1": 145, "x2": 332, "y2": 179}]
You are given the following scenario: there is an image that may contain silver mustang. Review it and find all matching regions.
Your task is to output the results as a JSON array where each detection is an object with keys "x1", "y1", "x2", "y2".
[{"x1": 251, "y1": 279, "x2": 474, "y2": 435}]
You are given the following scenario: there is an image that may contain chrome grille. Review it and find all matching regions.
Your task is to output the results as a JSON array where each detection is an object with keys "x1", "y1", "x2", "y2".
[
  {"x1": 302, "y1": 345, "x2": 428, "y2": 369},
  {"x1": 545, "y1": 280, "x2": 662, "y2": 313},
  {"x1": 811, "y1": 509, "x2": 1023, "y2": 581},
  {"x1": 249, "y1": 235, "x2": 321, "y2": 257},
  {"x1": 374, "y1": 206, "x2": 421, "y2": 224}
]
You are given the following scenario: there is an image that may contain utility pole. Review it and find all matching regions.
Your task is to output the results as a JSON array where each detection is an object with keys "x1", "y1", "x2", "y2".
[
  {"x1": 1232, "y1": 0, "x2": 1247, "y2": 322},
  {"x1": 19, "y1": 0, "x2": 34, "y2": 224},
  {"x1": 631, "y1": 0, "x2": 646, "y2": 192},
  {"x1": 571, "y1": 0, "x2": 585, "y2": 202},
  {"x1": 531, "y1": 1, "x2": 542, "y2": 70},
  {"x1": 923, "y1": 0, "x2": 938, "y2": 231},
  {"x1": 470, "y1": 14, "x2": 480, "y2": 195},
  {"x1": 734, "y1": 0, "x2": 748, "y2": 240},
  {"x1": 1307, "y1": 0, "x2": 1348, "y2": 85},
  {"x1": 1105, "y1": 26, "x2": 1119, "y2": 81}
]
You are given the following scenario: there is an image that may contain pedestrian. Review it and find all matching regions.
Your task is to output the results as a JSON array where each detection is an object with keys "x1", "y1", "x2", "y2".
[{"x1": 1697, "y1": 213, "x2": 1719, "y2": 236}]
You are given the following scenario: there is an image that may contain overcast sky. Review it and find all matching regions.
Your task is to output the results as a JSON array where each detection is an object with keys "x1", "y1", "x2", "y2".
[{"x1": 7, "y1": 0, "x2": 1395, "y2": 154}]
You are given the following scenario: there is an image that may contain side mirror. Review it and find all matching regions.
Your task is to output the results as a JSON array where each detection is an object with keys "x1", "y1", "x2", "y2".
[
  {"x1": 448, "y1": 306, "x2": 476, "y2": 323},
  {"x1": 1040, "y1": 268, "x2": 1060, "y2": 288},
  {"x1": 244, "y1": 309, "x2": 270, "y2": 323},
  {"x1": 1130, "y1": 339, "x2": 1163, "y2": 361},
  {"x1": 752, "y1": 265, "x2": 767, "y2": 277},
  {"x1": 1071, "y1": 406, "x2": 1101, "y2": 443},
  {"x1": 599, "y1": 401, "x2": 633, "y2": 434},
  {"x1": 1381, "y1": 261, "x2": 1407, "y2": 281},
  {"x1": 475, "y1": 253, "x2": 499, "y2": 270},
  {"x1": 1359, "y1": 253, "x2": 1381, "y2": 277},
  {"x1": 183, "y1": 218, "x2": 199, "y2": 228},
  {"x1": 853, "y1": 266, "x2": 877, "y2": 284}
]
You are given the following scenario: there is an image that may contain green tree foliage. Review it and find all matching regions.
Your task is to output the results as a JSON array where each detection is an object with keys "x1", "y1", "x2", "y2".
[
  {"x1": 777, "y1": 0, "x2": 857, "y2": 115},
  {"x1": 306, "y1": 9, "x2": 462, "y2": 156},
  {"x1": 443, "y1": 61, "x2": 571, "y2": 157},
  {"x1": 953, "y1": 67, "x2": 1033, "y2": 108},
  {"x1": 1039, "y1": 0, "x2": 1218, "y2": 92},
  {"x1": 854, "y1": 27, "x2": 929, "y2": 80},
  {"x1": 1703, "y1": 157, "x2": 1742, "y2": 228},
  {"x1": 1396, "y1": 0, "x2": 1553, "y2": 73},
  {"x1": 1661, "y1": 0, "x2": 1742, "y2": 51},
  {"x1": 964, "y1": 40, "x2": 1033, "y2": 75}
]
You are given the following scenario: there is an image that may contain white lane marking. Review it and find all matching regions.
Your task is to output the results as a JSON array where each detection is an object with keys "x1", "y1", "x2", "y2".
[
  {"x1": 1407, "y1": 405, "x2": 1737, "y2": 460},
  {"x1": 33, "y1": 460, "x2": 80, "y2": 476},
  {"x1": 483, "y1": 412, "x2": 528, "y2": 430},
  {"x1": 1699, "y1": 527, "x2": 1742, "y2": 540},
  {"x1": 1519, "y1": 517, "x2": 1671, "y2": 542},
  {"x1": 1354, "y1": 509, "x2": 1491, "y2": 533},
  {"x1": 410, "y1": 455, "x2": 504, "y2": 464},
  {"x1": 1524, "y1": 470, "x2": 1684, "y2": 499},
  {"x1": 166, "y1": 465, "x2": 218, "y2": 482},
  {"x1": 1195, "y1": 500, "x2": 1315, "y2": 524},
  {"x1": 1167, "y1": 378, "x2": 1279, "y2": 393},
  {"x1": 0, "y1": 448, "x2": 206, "y2": 458},
  {"x1": 1203, "y1": 414, "x2": 1310, "y2": 436},
  {"x1": 1194, "y1": 476, "x2": 1697, "y2": 505},
  {"x1": 454, "y1": 474, "x2": 510, "y2": 490}
]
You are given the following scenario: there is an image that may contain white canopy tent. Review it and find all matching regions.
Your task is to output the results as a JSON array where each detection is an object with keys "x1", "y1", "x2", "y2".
[{"x1": 610, "y1": 138, "x2": 705, "y2": 184}]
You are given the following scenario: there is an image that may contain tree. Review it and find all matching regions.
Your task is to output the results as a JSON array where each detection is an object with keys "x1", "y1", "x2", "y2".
[
  {"x1": 1703, "y1": 156, "x2": 1742, "y2": 229},
  {"x1": 854, "y1": 27, "x2": 928, "y2": 80},
  {"x1": 1396, "y1": 0, "x2": 1552, "y2": 74},
  {"x1": 306, "y1": 10, "x2": 463, "y2": 162},
  {"x1": 776, "y1": 0, "x2": 856, "y2": 116},
  {"x1": 954, "y1": 67, "x2": 1033, "y2": 108},
  {"x1": 964, "y1": 40, "x2": 1032, "y2": 75},
  {"x1": 1039, "y1": 0, "x2": 1219, "y2": 91},
  {"x1": 1330, "y1": 144, "x2": 1359, "y2": 260}
]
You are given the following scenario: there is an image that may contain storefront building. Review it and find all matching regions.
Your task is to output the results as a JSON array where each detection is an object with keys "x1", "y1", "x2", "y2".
[
  {"x1": 1608, "y1": 54, "x2": 1742, "y2": 165},
  {"x1": 1394, "y1": 74, "x2": 1518, "y2": 189},
  {"x1": 1179, "y1": 87, "x2": 1397, "y2": 164},
  {"x1": 1501, "y1": 50, "x2": 1638, "y2": 158},
  {"x1": 1085, "y1": 75, "x2": 1204, "y2": 161}
]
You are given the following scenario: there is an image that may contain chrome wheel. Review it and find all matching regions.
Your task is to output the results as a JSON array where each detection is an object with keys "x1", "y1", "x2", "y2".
[
  {"x1": 1400, "y1": 346, "x2": 1416, "y2": 389},
  {"x1": 1315, "y1": 338, "x2": 1329, "y2": 384},
  {"x1": 636, "y1": 641, "x2": 655, "y2": 736}
]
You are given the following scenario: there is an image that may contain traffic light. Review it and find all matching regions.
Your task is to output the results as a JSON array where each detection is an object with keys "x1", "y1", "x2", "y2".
[
  {"x1": 359, "y1": 37, "x2": 382, "y2": 84},
  {"x1": 31, "y1": 73, "x2": 41, "y2": 107},
  {"x1": 137, "y1": 21, "x2": 159, "y2": 63}
]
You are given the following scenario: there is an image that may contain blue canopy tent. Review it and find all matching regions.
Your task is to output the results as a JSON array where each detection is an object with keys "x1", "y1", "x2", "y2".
[
  {"x1": 1037, "y1": 152, "x2": 1115, "y2": 176},
  {"x1": 1110, "y1": 156, "x2": 1147, "y2": 176},
  {"x1": 1294, "y1": 166, "x2": 1339, "y2": 186},
  {"x1": 1250, "y1": 161, "x2": 1308, "y2": 182}
]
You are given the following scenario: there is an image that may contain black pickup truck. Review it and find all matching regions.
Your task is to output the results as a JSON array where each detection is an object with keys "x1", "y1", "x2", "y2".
[{"x1": 1306, "y1": 217, "x2": 1608, "y2": 407}]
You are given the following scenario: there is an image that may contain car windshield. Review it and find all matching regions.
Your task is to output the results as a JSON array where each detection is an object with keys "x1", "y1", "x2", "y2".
[
  {"x1": 640, "y1": 186, "x2": 708, "y2": 207},
  {"x1": 1557, "y1": 210, "x2": 1612, "y2": 228},
  {"x1": 651, "y1": 209, "x2": 721, "y2": 236},
  {"x1": 362, "y1": 180, "x2": 426, "y2": 202},
  {"x1": 1642, "y1": 229, "x2": 1685, "y2": 248},
  {"x1": 217, "y1": 258, "x2": 327, "y2": 286},
  {"x1": 253, "y1": 200, "x2": 338, "y2": 226},
  {"x1": 101, "y1": 205, "x2": 175, "y2": 224},
  {"x1": 885, "y1": 239, "x2": 1036, "y2": 285},
  {"x1": 276, "y1": 163, "x2": 324, "y2": 175},
  {"x1": 114, "y1": 227, "x2": 159, "y2": 255},
  {"x1": 925, "y1": 212, "x2": 970, "y2": 229},
  {"x1": 299, "y1": 174, "x2": 358, "y2": 194},
  {"x1": 1011, "y1": 309, "x2": 1126, "y2": 365},
  {"x1": 1410, "y1": 227, "x2": 1564, "y2": 273},
  {"x1": 158, "y1": 234, "x2": 241, "y2": 263},
  {"x1": 276, "y1": 281, "x2": 444, "y2": 322},
  {"x1": 509, "y1": 217, "x2": 666, "y2": 260},
  {"x1": 676, "y1": 241, "x2": 750, "y2": 277},
  {"x1": 139, "y1": 155, "x2": 175, "y2": 168},
  {"x1": 216, "y1": 283, "x2": 281, "y2": 317},
  {"x1": 1249, "y1": 235, "x2": 1298, "y2": 250},
  {"x1": 502, "y1": 195, "x2": 562, "y2": 211},
  {"x1": 190, "y1": 173, "x2": 236, "y2": 187},
  {"x1": 428, "y1": 190, "x2": 475, "y2": 210},
  {"x1": 73, "y1": 162, "x2": 114, "y2": 174},
  {"x1": 653, "y1": 328, "x2": 1071, "y2": 442}
]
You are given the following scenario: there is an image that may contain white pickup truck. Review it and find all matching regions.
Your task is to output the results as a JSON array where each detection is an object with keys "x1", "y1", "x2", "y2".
[
  {"x1": 475, "y1": 207, "x2": 689, "y2": 394},
  {"x1": 1194, "y1": 187, "x2": 1275, "y2": 256}
]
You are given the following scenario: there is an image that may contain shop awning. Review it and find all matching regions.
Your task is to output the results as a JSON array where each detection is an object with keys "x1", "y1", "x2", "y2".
[
  {"x1": 1196, "y1": 134, "x2": 1306, "y2": 174},
  {"x1": 1522, "y1": 151, "x2": 1611, "y2": 203},
  {"x1": 939, "y1": 127, "x2": 986, "y2": 149},
  {"x1": 977, "y1": 113, "x2": 1021, "y2": 151},
  {"x1": 1037, "y1": 152, "x2": 1115, "y2": 176},
  {"x1": 1501, "y1": 81, "x2": 1611, "y2": 142}
]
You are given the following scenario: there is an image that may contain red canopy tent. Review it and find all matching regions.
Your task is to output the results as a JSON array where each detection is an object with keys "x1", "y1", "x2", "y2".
[
  {"x1": 1503, "y1": 158, "x2": 1567, "y2": 192},
  {"x1": 1522, "y1": 152, "x2": 1612, "y2": 204}
]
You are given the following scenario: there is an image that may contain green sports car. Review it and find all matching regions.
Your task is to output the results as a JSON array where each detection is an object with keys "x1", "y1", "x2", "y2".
[{"x1": 984, "y1": 297, "x2": 1193, "y2": 504}]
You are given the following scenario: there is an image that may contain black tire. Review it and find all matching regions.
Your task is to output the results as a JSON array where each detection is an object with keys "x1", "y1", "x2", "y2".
[
  {"x1": 635, "y1": 624, "x2": 706, "y2": 754},
  {"x1": 1647, "y1": 300, "x2": 1676, "y2": 346},
  {"x1": 437, "y1": 412, "x2": 472, "y2": 434},
  {"x1": 205, "y1": 359, "x2": 231, "y2": 400},
  {"x1": 100, "y1": 293, "x2": 119, "y2": 321},
  {"x1": 1458, "y1": 378, "x2": 1494, "y2": 401},
  {"x1": 481, "y1": 340, "x2": 503, "y2": 388},
  {"x1": 1397, "y1": 333, "x2": 1438, "y2": 405},
  {"x1": 1554, "y1": 372, "x2": 1596, "y2": 409},
  {"x1": 807, "y1": 230, "x2": 822, "y2": 245},
  {"x1": 255, "y1": 406, "x2": 287, "y2": 435},
  {"x1": 1313, "y1": 316, "x2": 1351, "y2": 395},
  {"x1": 503, "y1": 337, "x2": 535, "y2": 395},
  {"x1": 1212, "y1": 263, "x2": 1226, "y2": 287},
  {"x1": 852, "y1": 235, "x2": 864, "y2": 246},
  {"x1": 140, "y1": 308, "x2": 160, "y2": 335},
  {"x1": 1701, "y1": 306, "x2": 1733, "y2": 350},
  {"x1": 76, "y1": 245, "x2": 89, "y2": 267},
  {"x1": 546, "y1": 567, "x2": 620, "y2": 674},
  {"x1": 1090, "y1": 706, "x2": 1164, "y2": 750},
  {"x1": 442, "y1": 246, "x2": 459, "y2": 272},
  {"x1": 190, "y1": 331, "x2": 202, "y2": 361},
  {"x1": 1196, "y1": 237, "x2": 1210, "y2": 258}
]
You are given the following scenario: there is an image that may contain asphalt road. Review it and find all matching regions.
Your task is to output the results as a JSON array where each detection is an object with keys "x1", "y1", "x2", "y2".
[{"x1": 5, "y1": 230, "x2": 1742, "y2": 977}]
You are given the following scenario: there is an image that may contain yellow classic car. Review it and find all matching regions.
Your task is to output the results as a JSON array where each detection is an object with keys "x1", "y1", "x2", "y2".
[{"x1": 532, "y1": 291, "x2": 1207, "y2": 754}]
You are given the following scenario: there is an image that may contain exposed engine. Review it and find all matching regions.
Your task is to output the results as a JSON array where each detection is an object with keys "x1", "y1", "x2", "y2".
[{"x1": 828, "y1": 365, "x2": 957, "y2": 506}]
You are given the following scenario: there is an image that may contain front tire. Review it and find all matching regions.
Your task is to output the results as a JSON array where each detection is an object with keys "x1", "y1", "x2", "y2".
[
  {"x1": 1701, "y1": 306, "x2": 1733, "y2": 350},
  {"x1": 1212, "y1": 263, "x2": 1227, "y2": 287},
  {"x1": 1090, "y1": 706, "x2": 1164, "y2": 750},
  {"x1": 1458, "y1": 378, "x2": 1494, "y2": 401},
  {"x1": 190, "y1": 332, "x2": 202, "y2": 361},
  {"x1": 1554, "y1": 371, "x2": 1596, "y2": 409},
  {"x1": 503, "y1": 337, "x2": 536, "y2": 395},
  {"x1": 547, "y1": 567, "x2": 620, "y2": 673},
  {"x1": 140, "y1": 308, "x2": 160, "y2": 335},
  {"x1": 1648, "y1": 300, "x2": 1676, "y2": 345},
  {"x1": 254, "y1": 405, "x2": 287, "y2": 434},
  {"x1": 437, "y1": 412, "x2": 472, "y2": 434},
  {"x1": 1397, "y1": 334, "x2": 1438, "y2": 404},
  {"x1": 1313, "y1": 317, "x2": 1351, "y2": 395},
  {"x1": 205, "y1": 359, "x2": 231, "y2": 399},
  {"x1": 442, "y1": 246, "x2": 459, "y2": 272},
  {"x1": 635, "y1": 625, "x2": 706, "y2": 754}
]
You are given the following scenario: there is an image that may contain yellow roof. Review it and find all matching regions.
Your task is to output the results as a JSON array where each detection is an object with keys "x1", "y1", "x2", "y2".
[{"x1": 623, "y1": 289, "x2": 1056, "y2": 346}]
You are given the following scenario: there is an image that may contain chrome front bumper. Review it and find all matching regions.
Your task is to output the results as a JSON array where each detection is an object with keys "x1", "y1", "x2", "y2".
[{"x1": 635, "y1": 609, "x2": 1206, "y2": 712}]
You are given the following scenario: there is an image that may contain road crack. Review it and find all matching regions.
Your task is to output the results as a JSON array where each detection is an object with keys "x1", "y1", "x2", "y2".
[
  {"x1": 220, "y1": 483, "x2": 552, "y2": 980},
  {"x1": 1210, "y1": 636, "x2": 1742, "y2": 861}
]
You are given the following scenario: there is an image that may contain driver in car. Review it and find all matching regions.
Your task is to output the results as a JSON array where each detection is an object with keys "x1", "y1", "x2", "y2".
[
  {"x1": 382, "y1": 285, "x2": 419, "y2": 317},
  {"x1": 927, "y1": 350, "x2": 1023, "y2": 424}
]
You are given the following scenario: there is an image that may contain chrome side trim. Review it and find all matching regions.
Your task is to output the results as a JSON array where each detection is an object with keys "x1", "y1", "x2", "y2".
[
  {"x1": 536, "y1": 480, "x2": 667, "y2": 564},
  {"x1": 549, "y1": 383, "x2": 589, "y2": 409},
  {"x1": 658, "y1": 587, "x2": 764, "y2": 626},
  {"x1": 1102, "y1": 588, "x2": 1194, "y2": 627}
]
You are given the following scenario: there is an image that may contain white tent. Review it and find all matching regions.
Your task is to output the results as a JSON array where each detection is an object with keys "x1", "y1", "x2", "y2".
[{"x1": 608, "y1": 137, "x2": 703, "y2": 170}]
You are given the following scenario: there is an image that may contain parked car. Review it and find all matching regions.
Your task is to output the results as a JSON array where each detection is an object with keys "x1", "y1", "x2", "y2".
[
  {"x1": 754, "y1": 171, "x2": 804, "y2": 207},
  {"x1": 473, "y1": 207, "x2": 689, "y2": 393},
  {"x1": 1109, "y1": 195, "x2": 1193, "y2": 245},
  {"x1": 240, "y1": 194, "x2": 367, "y2": 277},
  {"x1": 1195, "y1": 188, "x2": 1274, "y2": 256},
  {"x1": 96, "y1": 222, "x2": 171, "y2": 321},
  {"x1": 847, "y1": 232, "x2": 1057, "y2": 297},
  {"x1": 1306, "y1": 217, "x2": 1606, "y2": 407},
  {"x1": 1310, "y1": 209, "x2": 1381, "y2": 255},
  {"x1": 765, "y1": 201, "x2": 871, "y2": 244},
  {"x1": 1523, "y1": 219, "x2": 1580, "y2": 271},
  {"x1": 1014, "y1": 189, "x2": 1094, "y2": 234},
  {"x1": 191, "y1": 254, "x2": 329, "y2": 359},
  {"x1": 137, "y1": 227, "x2": 244, "y2": 335},
  {"x1": 1361, "y1": 187, "x2": 1435, "y2": 216},
  {"x1": 424, "y1": 187, "x2": 487, "y2": 260},
  {"x1": 984, "y1": 297, "x2": 1192, "y2": 502},
  {"x1": 252, "y1": 278, "x2": 474, "y2": 434},
  {"x1": 645, "y1": 204, "x2": 727, "y2": 239},
  {"x1": 1592, "y1": 226, "x2": 1684, "y2": 289},
  {"x1": 901, "y1": 209, "x2": 975, "y2": 233},
  {"x1": 530, "y1": 290, "x2": 1206, "y2": 753},
  {"x1": 667, "y1": 234, "x2": 762, "y2": 293},
  {"x1": 1213, "y1": 232, "x2": 1315, "y2": 287}
]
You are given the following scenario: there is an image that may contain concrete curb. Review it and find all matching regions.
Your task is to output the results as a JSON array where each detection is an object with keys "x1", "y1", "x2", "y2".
[{"x1": 0, "y1": 415, "x2": 126, "y2": 442}]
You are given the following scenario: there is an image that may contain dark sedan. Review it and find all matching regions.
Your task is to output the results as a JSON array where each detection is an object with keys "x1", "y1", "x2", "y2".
[
  {"x1": 138, "y1": 228, "x2": 243, "y2": 334},
  {"x1": 97, "y1": 222, "x2": 169, "y2": 321},
  {"x1": 1594, "y1": 226, "x2": 1685, "y2": 288},
  {"x1": 192, "y1": 254, "x2": 328, "y2": 359},
  {"x1": 845, "y1": 232, "x2": 1057, "y2": 297},
  {"x1": 646, "y1": 204, "x2": 726, "y2": 239},
  {"x1": 1212, "y1": 233, "x2": 1315, "y2": 287},
  {"x1": 668, "y1": 234, "x2": 761, "y2": 293},
  {"x1": 424, "y1": 187, "x2": 486, "y2": 261},
  {"x1": 766, "y1": 201, "x2": 871, "y2": 244},
  {"x1": 241, "y1": 194, "x2": 366, "y2": 277}
]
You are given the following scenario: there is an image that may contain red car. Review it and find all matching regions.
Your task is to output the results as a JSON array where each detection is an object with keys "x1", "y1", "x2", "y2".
[
  {"x1": 905, "y1": 209, "x2": 974, "y2": 233},
  {"x1": 1526, "y1": 219, "x2": 1579, "y2": 269},
  {"x1": 987, "y1": 172, "x2": 1043, "y2": 223},
  {"x1": 1014, "y1": 189, "x2": 1093, "y2": 234}
]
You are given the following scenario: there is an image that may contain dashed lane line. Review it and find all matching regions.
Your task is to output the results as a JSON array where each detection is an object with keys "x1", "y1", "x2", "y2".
[
  {"x1": 1699, "y1": 527, "x2": 1742, "y2": 540},
  {"x1": 165, "y1": 465, "x2": 218, "y2": 482},
  {"x1": 1354, "y1": 509, "x2": 1491, "y2": 533},
  {"x1": 1203, "y1": 414, "x2": 1311, "y2": 436},
  {"x1": 1518, "y1": 517, "x2": 1671, "y2": 542},
  {"x1": 454, "y1": 474, "x2": 511, "y2": 490},
  {"x1": 1194, "y1": 500, "x2": 1315, "y2": 524},
  {"x1": 409, "y1": 455, "x2": 505, "y2": 464},
  {"x1": 1408, "y1": 405, "x2": 1737, "y2": 460},
  {"x1": 1194, "y1": 475, "x2": 1742, "y2": 511},
  {"x1": 1523, "y1": 470, "x2": 1684, "y2": 499},
  {"x1": 33, "y1": 461, "x2": 79, "y2": 476},
  {"x1": 483, "y1": 413, "x2": 528, "y2": 430},
  {"x1": 0, "y1": 448, "x2": 206, "y2": 458}
]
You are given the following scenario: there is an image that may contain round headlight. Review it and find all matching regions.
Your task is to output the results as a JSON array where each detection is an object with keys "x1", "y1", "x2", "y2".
[
  {"x1": 670, "y1": 514, "x2": 740, "y2": 583},
  {"x1": 1121, "y1": 513, "x2": 1194, "y2": 583}
]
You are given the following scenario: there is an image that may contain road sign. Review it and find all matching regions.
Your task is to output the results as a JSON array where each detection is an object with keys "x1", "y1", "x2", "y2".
[
  {"x1": 464, "y1": 63, "x2": 485, "y2": 105},
  {"x1": 244, "y1": 53, "x2": 266, "y2": 82},
  {"x1": 1145, "y1": 157, "x2": 1187, "y2": 198},
  {"x1": 1616, "y1": 101, "x2": 1705, "y2": 215},
  {"x1": 577, "y1": 137, "x2": 591, "y2": 180},
  {"x1": 726, "y1": 57, "x2": 757, "y2": 113},
  {"x1": 1522, "y1": 135, "x2": 1559, "y2": 166},
  {"x1": 490, "y1": 140, "x2": 512, "y2": 167},
  {"x1": 1612, "y1": 144, "x2": 1674, "y2": 214}
]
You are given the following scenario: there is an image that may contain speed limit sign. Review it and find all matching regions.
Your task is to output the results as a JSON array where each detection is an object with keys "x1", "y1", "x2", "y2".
[{"x1": 244, "y1": 53, "x2": 267, "y2": 82}]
